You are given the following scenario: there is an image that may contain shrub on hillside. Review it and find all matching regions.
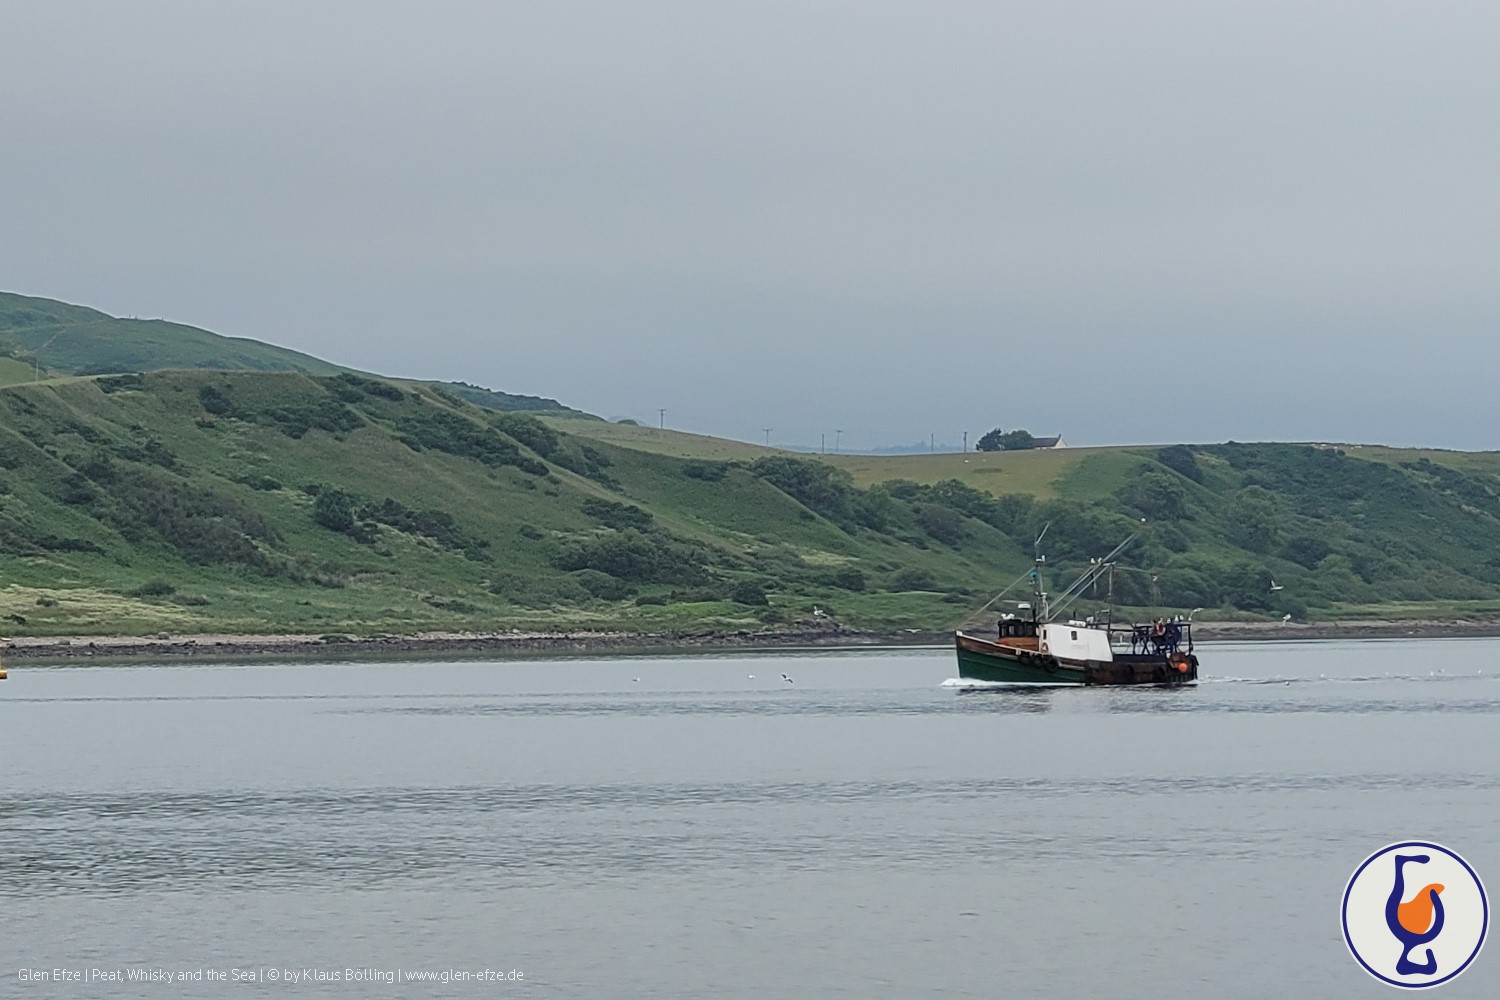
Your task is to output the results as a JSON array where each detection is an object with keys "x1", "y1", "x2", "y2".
[
  {"x1": 56, "y1": 473, "x2": 98, "y2": 506},
  {"x1": 1155, "y1": 445, "x2": 1203, "y2": 483},
  {"x1": 572, "y1": 569, "x2": 634, "y2": 601},
  {"x1": 879, "y1": 478, "x2": 1031, "y2": 538},
  {"x1": 553, "y1": 443, "x2": 617, "y2": 485},
  {"x1": 328, "y1": 372, "x2": 404, "y2": 402},
  {"x1": 1114, "y1": 470, "x2": 1190, "y2": 521},
  {"x1": 488, "y1": 571, "x2": 592, "y2": 608},
  {"x1": 34, "y1": 534, "x2": 103, "y2": 553},
  {"x1": 96, "y1": 373, "x2": 146, "y2": 394},
  {"x1": 581, "y1": 497, "x2": 653, "y2": 531},
  {"x1": 1280, "y1": 535, "x2": 1333, "y2": 569},
  {"x1": 493, "y1": 413, "x2": 559, "y2": 457},
  {"x1": 683, "y1": 461, "x2": 729, "y2": 482},
  {"x1": 265, "y1": 397, "x2": 363, "y2": 438},
  {"x1": 313, "y1": 488, "x2": 356, "y2": 532},
  {"x1": 827, "y1": 568, "x2": 866, "y2": 592},
  {"x1": 397, "y1": 410, "x2": 547, "y2": 475},
  {"x1": 889, "y1": 567, "x2": 938, "y2": 591},
  {"x1": 749, "y1": 456, "x2": 889, "y2": 531},
  {"x1": 730, "y1": 579, "x2": 769, "y2": 606},
  {"x1": 916, "y1": 503, "x2": 967, "y2": 546},
  {"x1": 111, "y1": 438, "x2": 178, "y2": 471},
  {"x1": 198, "y1": 384, "x2": 234, "y2": 415},
  {"x1": 1225, "y1": 486, "x2": 1282, "y2": 553},
  {"x1": 358, "y1": 498, "x2": 461, "y2": 547},
  {"x1": 552, "y1": 529, "x2": 710, "y2": 585},
  {"x1": 159, "y1": 507, "x2": 272, "y2": 566}
]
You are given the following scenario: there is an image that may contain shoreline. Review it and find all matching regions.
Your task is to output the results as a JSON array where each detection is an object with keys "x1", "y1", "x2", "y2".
[{"x1": 7, "y1": 617, "x2": 1500, "y2": 663}]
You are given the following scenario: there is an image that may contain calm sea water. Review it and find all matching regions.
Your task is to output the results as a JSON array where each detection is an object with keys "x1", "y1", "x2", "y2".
[{"x1": 3, "y1": 639, "x2": 1498, "y2": 998}]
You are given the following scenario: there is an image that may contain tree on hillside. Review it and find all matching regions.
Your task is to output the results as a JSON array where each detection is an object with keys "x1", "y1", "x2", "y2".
[
  {"x1": 1156, "y1": 444, "x2": 1203, "y2": 483},
  {"x1": 977, "y1": 428, "x2": 1040, "y2": 451},
  {"x1": 1226, "y1": 486, "x2": 1282, "y2": 553},
  {"x1": 976, "y1": 428, "x2": 1006, "y2": 452},
  {"x1": 1115, "y1": 470, "x2": 1189, "y2": 521},
  {"x1": 999, "y1": 429, "x2": 1036, "y2": 451}
]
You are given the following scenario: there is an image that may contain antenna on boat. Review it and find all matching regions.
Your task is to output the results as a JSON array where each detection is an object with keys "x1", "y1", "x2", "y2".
[
  {"x1": 1107, "y1": 563, "x2": 1116, "y2": 625},
  {"x1": 1031, "y1": 522, "x2": 1051, "y2": 622}
]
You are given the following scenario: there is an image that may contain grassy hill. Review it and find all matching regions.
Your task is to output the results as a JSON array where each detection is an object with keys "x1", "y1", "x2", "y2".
[
  {"x1": 538, "y1": 417, "x2": 780, "y2": 459},
  {"x1": 0, "y1": 291, "x2": 585, "y2": 416},
  {"x1": 0, "y1": 291, "x2": 344, "y2": 376},
  {"x1": 5, "y1": 291, "x2": 1500, "y2": 637},
  {"x1": 545, "y1": 419, "x2": 1500, "y2": 622},
  {"x1": 0, "y1": 371, "x2": 1048, "y2": 636},
  {"x1": 5, "y1": 369, "x2": 1500, "y2": 638}
]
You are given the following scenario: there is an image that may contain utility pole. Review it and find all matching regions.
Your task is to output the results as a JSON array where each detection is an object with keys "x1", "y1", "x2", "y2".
[
  {"x1": 763, "y1": 428, "x2": 771, "y2": 446},
  {"x1": 821, "y1": 433, "x2": 826, "y2": 454},
  {"x1": 963, "y1": 430, "x2": 968, "y2": 453},
  {"x1": 835, "y1": 429, "x2": 843, "y2": 453},
  {"x1": 930, "y1": 433, "x2": 935, "y2": 453},
  {"x1": 658, "y1": 408, "x2": 665, "y2": 429},
  {"x1": 32, "y1": 331, "x2": 64, "y2": 382}
]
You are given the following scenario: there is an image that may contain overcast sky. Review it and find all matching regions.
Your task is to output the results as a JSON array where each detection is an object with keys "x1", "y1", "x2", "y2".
[{"x1": 3, "y1": 2, "x2": 1497, "y2": 450}]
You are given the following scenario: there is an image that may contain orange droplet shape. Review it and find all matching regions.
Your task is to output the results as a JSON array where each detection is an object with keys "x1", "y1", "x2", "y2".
[{"x1": 1398, "y1": 883, "x2": 1445, "y2": 935}]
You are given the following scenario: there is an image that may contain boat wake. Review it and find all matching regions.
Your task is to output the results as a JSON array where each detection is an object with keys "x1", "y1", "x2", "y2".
[
  {"x1": 1201, "y1": 670, "x2": 1495, "y2": 685},
  {"x1": 940, "y1": 677, "x2": 1079, "y2": 691}
]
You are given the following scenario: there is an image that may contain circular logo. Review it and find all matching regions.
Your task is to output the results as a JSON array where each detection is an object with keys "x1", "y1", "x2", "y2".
[{"x1": 1342, "y1": 841, "x2": 1488, "y2": 989}]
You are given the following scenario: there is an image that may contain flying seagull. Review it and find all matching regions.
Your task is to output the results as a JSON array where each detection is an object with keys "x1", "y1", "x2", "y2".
[
  {"x1": 1281, "y1": 614, "x2": 1292, "y2": 624},
  {"x1": 1269, "y1": 579, "x2": 1284, "y2": 592},
  {"x1": 781, "y1": 673, "x2": 794, "y2": 684},
  {"x1": 1188, "y1": 607, "x2": 1204, "y2": 621}
]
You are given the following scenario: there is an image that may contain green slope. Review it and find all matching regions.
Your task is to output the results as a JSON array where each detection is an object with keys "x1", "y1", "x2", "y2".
[
  {"x1": 0, "y1": 371, "x2": 1040, "y2": 636},
  {"x1": 0, "y1": 291, "x2": 344, "y2": 376},
  {"x1": 0, "y1": 291, "x2": 585, "y2": 416},
  {"x1": 0, "y1": 356, "x2": 36, "y2": 387},
  {"x1": 538, "y1": 417, "x2": 779, "y2": 459},
  {"x1": 847, "y1": 443, "x2": 1500, "y2": 622},
  {"x1": 6, "y1": 288, "x2": 1500, "y2": 636},
  {"x1": 553, "y1": 418, "x2": 1500, "y2": 621},
  {"x1": 6, "y1": 369, "x2": 1500, "y2": 639}
]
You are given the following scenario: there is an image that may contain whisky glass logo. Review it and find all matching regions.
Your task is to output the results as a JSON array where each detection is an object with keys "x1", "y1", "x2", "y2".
[{"x1": 1343, "y1": 841, "x2": 1488, "y2": 989}]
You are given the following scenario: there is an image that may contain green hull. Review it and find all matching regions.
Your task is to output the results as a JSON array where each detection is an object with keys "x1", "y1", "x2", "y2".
[
  {"x1": 954, "y1": 638, "x2": 1085, "y2": 686},
  {"x1": 954, "y1": 631, "x2": 1199, "y2": 687}
]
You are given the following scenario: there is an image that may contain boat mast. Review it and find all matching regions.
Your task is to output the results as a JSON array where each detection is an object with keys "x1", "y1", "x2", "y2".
[
  {"x1": 1106, "y1": 563, "x2": 1115, "y2": 626},
  {"x1": 1032, "y1": 523, "x2": 1050, "y2": 623}
]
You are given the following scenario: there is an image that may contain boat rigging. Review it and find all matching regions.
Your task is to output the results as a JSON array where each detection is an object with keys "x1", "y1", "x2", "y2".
[{"x1": 952, "y1": 528, "x2": 1200, "y2": 688}]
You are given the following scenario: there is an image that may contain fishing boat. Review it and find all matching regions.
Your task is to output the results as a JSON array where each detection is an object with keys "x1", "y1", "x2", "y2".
[{"x1": 953, "y1": 531, "x2": 1199, "y2": 688}]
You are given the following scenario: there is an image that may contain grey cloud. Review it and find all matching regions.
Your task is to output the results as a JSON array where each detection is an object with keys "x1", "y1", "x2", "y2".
[{"x1": 2, "y1": 1, "x2": 1497, "y2": 448}]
